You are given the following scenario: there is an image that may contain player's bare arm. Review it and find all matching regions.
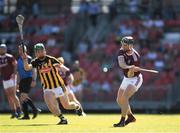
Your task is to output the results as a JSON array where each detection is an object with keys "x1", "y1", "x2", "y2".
[
  {"x1": 21, "y1": 53, "x2": 33, "y2": 71},
  {"x1": 31, "y1": 68, "x2": 37, "y2": 88},
  {"x1": 118, "y1": 55, "x2": 134, "y2": 69}
]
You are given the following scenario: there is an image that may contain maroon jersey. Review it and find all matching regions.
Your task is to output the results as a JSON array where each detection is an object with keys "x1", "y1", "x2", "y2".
[
  {"x1": 118, "y1": 48, "x2": 140, "y2": 77},
  {"x1": 58, "y1": 66, "x2": 71, "y2": 86},
  {"x1": 0, "y1": 53, "x2": 16, "y2": 80}
]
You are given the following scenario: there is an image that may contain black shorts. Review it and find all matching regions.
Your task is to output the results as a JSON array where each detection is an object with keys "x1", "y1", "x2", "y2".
[{"x1": 19, "y1": 77, "x2": 32, "y2": 93}]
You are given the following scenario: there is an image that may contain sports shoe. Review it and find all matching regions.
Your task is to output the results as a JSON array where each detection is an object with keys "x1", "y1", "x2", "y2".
[
  {"x1": 32, "y1": 108, "x2": 41, "y2": 119},
  {"x1": 125, "y1": 115, "x2": 136, "y2": 125},
  {"x1": 57, "y1": 117, "x2": 68, "y2": 125},
  {"x1": 113, "y1": 121, "x2": 125, "y2": 127}
]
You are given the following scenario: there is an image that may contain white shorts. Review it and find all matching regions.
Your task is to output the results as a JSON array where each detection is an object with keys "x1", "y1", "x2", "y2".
[
  {"x1": 43, "y1": 87, "x2": 64, "y2": 98},
  {"x1": 120, "y1": 74, "x2": 143, "y2": 91},
  {"x1": 2, "y1": 79, "x2": 16, "y2": 90}
]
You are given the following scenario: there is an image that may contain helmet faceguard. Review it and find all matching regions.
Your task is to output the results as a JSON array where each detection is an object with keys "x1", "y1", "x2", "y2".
[{"x1": 121, "y1": 36, "x2": 134, "y2": 46}]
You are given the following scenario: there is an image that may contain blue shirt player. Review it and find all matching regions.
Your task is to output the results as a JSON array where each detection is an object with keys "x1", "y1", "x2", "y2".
[{"x1": 17, "y1": 45, "x2": 40, "y2": 120}]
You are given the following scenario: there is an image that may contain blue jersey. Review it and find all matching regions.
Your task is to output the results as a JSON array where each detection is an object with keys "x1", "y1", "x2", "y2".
[{"x1": 17, "y1": 55, "x2": 32, "y2": 79}]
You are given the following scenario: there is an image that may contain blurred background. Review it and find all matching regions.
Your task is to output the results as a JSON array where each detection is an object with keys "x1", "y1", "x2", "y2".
[{"x1": 0, "y1": 0, "x2": 180, "y2": 113}]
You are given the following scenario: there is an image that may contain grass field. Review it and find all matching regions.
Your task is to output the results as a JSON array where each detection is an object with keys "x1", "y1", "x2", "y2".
[{"x1": 0, "y1": 114, "x2": 180, "y2": 133}]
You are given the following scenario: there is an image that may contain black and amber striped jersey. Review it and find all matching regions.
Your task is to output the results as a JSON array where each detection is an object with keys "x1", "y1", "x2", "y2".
[{"x1": 31, "y1": 55, "x2": 65, "y2": 90}]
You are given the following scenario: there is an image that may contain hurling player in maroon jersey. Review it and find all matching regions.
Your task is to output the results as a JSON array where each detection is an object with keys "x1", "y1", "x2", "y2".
[
  {"x1": 0, "y1": 44, "x2": 21, "y2": 118},
  {"x1": 57, "y1": 57, "x2": 86, "y2": 116},
  {"x1": 114, "y1": 37, "x2": 143, "y2": 127}
]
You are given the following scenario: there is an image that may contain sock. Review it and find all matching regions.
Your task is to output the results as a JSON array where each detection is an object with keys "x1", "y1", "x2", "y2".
[
  {"x1": 22, "y1": 101, "x2": 29, "y2": 117},
  {"x1": 26, "y1": 98, "x2": 37, "y2": 111},
  {"x1": 16, "y1": 106, "x2": 21, "y2": 114},
  {"x1": 58, "y1": 114, "x2": 64, "y2": 120}
]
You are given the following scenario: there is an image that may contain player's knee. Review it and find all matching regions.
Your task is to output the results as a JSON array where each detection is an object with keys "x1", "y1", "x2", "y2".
[
  {"x1": 116, "y1": 97, "x2": 122, "y2": 105},
  {"x1": 118, "y1": 95, "x2": 126, "y2": 104}
]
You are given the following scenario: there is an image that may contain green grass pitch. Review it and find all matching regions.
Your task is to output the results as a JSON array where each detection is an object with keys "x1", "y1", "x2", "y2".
[{"x1": 0, "y1": 114, "x2": 180, "y2": 133}]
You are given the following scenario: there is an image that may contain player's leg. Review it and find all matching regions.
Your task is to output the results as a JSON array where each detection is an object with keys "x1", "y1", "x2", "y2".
[
  {"x1": 114, "y1": 76, "x2": 131, "y2": 127},
  {"x1": 3, "y1": 80, "x2": 18, "y2": 118},
  {"x1": 9, "y1": 86, "x2": 21, "y2": 116},
  {"x1": 123, "y1": 84, "x2": 137, "y2": 125},
  {"x1": 44, "y1": 91, "x2": 61, "y2": 116},
  {"x1": 19, "y1": 78, "x2": 40, "y2": 119},
  {"x1": 7, "y1": 78, "x2": 22, "y2": 116},
  {"x1": 114, "y1": 88, "x2": 126, "y2": 127},
  {"x1": 121, "y1": 85, "x2": 136, "y2": 116},
  {"x1": 4, "y1": 89, "x2": 14, "y2": 110},
  {"x1": 125, "y1": 75, "x2": 143, "y2": 125},
  {"x1": 44, "y1": 91, "x2": 67, "y2": 125},
  {"x1": 68, "y1": 92, "x2": 80, "y2": 105},
  {"x1": 59, "y1": 94, "x2": 80, "y2": 110},
  {"x1": 114, "y1": 85, "x2": 137, "y2": 127},
  {"x1": 68, "y1": 90, "x2": 86, "y2": 116},
  {"x1": 67, "y1": 85, "x2": 86, "y2": 116},
  {"x1": 20, "y1": 93, "x2": 30, "y2": 119},
  {"x1": 25, "y1": 97, "x2": 41, "y2": 119},
  {"x1": 4, "y1": 89, "x2": 17, "y2": 118},
  {"x1": 54, "y1": 85, "x2": 79, "y2": 110}
]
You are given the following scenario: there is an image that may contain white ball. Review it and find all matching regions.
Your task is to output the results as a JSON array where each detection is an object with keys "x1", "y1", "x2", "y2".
[{"x1": 103, "y1": 67, "x2": 108, "y2": 72}]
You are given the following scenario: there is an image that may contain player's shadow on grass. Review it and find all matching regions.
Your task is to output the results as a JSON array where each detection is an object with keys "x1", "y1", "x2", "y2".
[{"x1": 2, "y1": 124, "x2": 54, "y2": 126}]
